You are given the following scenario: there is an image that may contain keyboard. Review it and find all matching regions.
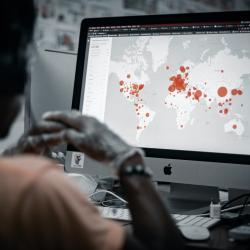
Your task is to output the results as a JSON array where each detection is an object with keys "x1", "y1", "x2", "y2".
[{"x1": 97, "y1": 206, "x2": 220, "y2": 229}]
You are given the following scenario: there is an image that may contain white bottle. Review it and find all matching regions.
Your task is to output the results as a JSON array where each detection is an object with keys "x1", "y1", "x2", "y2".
[{"x1": 210, "y1": 201, "x2": 221, "y2": 219}]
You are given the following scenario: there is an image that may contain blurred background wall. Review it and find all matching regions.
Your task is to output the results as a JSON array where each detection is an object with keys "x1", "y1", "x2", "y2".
[
  {"x1": 1, "y1": 0, "x2": 250, "y2": 152},
  {"x1": 35, "y1": 0, "x2": 250, "y2": 53}
]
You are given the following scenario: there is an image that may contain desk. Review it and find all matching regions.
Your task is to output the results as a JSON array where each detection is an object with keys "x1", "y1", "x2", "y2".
[
  {"x1": 112, "y1": 182, "x2": 250, "y2": 249},
  {"x1": 158, "y1": 188, "x2": 250, "y2": 250},
  {"x1": 185, "y1": 223, "x2": 250, "y2": 250},
  {"x1": 119, "y1": 191, "x2": 250, "y2": 249},
  {"x1": 123, "y1": 221, "x2": 250, "y2": 250}
]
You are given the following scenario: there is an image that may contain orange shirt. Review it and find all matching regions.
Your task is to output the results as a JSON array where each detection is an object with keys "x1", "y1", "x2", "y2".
[{"x1": 0, "y1": 155, "x2": 124, "y2": 249}]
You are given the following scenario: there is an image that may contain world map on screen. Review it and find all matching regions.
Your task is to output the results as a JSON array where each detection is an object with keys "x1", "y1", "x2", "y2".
[{"x1": 105, "y1": 33, "x2": 250, "y2": 154}]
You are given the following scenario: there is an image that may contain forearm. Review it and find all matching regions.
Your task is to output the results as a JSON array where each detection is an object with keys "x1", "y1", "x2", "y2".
[{"x1": 119, "y1": 155, "x2": 184, "y2": 250}]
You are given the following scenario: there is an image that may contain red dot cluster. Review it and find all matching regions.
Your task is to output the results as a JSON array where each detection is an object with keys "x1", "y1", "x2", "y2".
[
  {"x1": 166, "y1": 65, "x2": 244, "y2": 117},
  {"x1": 119, "y1": 74, "x2": 152, "y2": 131}
]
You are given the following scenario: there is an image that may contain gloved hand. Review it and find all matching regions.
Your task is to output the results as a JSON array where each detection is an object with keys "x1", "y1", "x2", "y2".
[
  {"x1": 2, "y1": 120, "x2": 66, "y2": 156},
  {"x1": 41, "y1": 110, "x2": 144, "y2": 168}
]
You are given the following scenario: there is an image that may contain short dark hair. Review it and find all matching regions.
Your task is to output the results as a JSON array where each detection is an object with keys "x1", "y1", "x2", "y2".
[{"x1": 0, "y1": 0, "x2": 36, "y2": 94}]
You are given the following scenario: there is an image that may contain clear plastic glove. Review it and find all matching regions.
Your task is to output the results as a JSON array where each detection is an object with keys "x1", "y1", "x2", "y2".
[
  {"x1": 42, "y1": 110, "x2": 143, "y2": 167},
  {"x1": 2, "y1": 120, "x2": 66, "y2": 156}
]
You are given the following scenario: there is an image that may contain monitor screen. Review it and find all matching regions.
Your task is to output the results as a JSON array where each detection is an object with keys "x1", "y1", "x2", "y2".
[{"x1": 74, "y1": 12, "x2": 250, "y2": 164}]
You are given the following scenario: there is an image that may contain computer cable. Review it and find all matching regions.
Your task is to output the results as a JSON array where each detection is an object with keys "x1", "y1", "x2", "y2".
[
  {"x1": 197, "y1": 204, "x2": 250, "y2": 217},
  {"x1": 91, "y1": 198, "x2": 112, "y2": 205},
  {"x1": 221, "y1": 193, "x2": 250, "y2": 210},
  {"x1": 222, "y1": 204, "x2": 250, "y2": 214},
  {"x1": 238, "y1": 195, "x2": 250, "y2": 216},
  {"x1": 200, "y1": 193, "x2": 250, "y2": 217},
  {"x1": 89, "y1": 189, "x2": 128, "y2": 204},
  {"x1": 101, "y1": 199, "x2": 127, "y2": 207},
  {"x1": 90, "y1": 198, "x2": 127, "y2": 208}
]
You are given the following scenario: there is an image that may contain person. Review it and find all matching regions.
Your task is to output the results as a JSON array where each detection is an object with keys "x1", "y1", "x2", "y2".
[{"x1": 0, "y1": 1, "x2": 184, "y2": 249}]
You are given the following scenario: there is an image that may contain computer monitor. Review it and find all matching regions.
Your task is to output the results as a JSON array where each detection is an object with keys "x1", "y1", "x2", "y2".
[{"x1": 66, "y1": 11, "x2": 250, "y2": 209}]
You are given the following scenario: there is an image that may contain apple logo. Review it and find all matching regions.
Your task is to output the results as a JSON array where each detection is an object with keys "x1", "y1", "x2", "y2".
[{"x1": 164, "y1": 164, "x2": 172, "y2": 175}]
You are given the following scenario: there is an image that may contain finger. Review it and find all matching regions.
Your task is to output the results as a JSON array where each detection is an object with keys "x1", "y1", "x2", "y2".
[
  {"x1": 54, "y1": 129, "x2": 93, "y2": 155},
  {"x1": 42, "y1": 110, "x2": 82, "y2": 128},
  {"x1": 28, "y1": 121, "x2": 67, "y2": 135},
  {"x1": 63, "y1": 129, "x2": 86, "y2": 147},
  {"x1": 62, "y1": 129, "x2": 104, "y2": 161},
  {"x1": 63, "y1": 129, "x2": 112, "y2": 162},
  {"x1": 39, "y1": 131, "x2": 67, "y2": 147},
  {"x1": 23, "y1": 132, "x2": 66, "y2": 152},
  {"x1": 38, "y1": 129, "x2": 91, "y2": 156},
  {"x1": 34, "y1": 129, "x2": 84, "y2": 149}
]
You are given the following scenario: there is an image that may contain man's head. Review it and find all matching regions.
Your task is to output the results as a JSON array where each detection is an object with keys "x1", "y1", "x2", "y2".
[{"x1": 0, "y1": 0, "x2": 35, "y2": 138}]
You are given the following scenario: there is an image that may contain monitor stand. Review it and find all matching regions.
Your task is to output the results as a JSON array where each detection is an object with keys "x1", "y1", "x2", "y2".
[{"x1": 158, "y1": 183, "x2": 220, "y2": 215}]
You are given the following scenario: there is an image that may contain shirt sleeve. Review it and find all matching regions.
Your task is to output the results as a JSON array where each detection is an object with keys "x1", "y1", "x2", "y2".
[{"x1": 18, "y1": 168, "x2": 125, "y2": 250}]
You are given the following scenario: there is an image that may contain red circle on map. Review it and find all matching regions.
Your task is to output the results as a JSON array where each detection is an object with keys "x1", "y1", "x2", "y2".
[
  {"x1": 217, "y1": 87, "x2": 228, "y2": 97},
  {"x1": 194, "y1": 90, "x2": 202, "y2": 100},
  {"x1": 180, "y1": 66, "x2": 185, "y2": 73},
  {"x1": 238, "y1": 90, "x2": 243, "y2": 95},
  {"x1": 139, "y1": 84, "x2": 144, "y2": 90},
  {"x1": 231, "y1": 89, "x2": 238, "y2": 96},
  {"x1": 168, "y1": 85, "x2": 176, "y2": 92}
]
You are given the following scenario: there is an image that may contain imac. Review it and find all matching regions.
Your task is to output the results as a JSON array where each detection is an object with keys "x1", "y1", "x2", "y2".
[{"x1": 65, "y1": 11, "x2": 250, "y2": 212}]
